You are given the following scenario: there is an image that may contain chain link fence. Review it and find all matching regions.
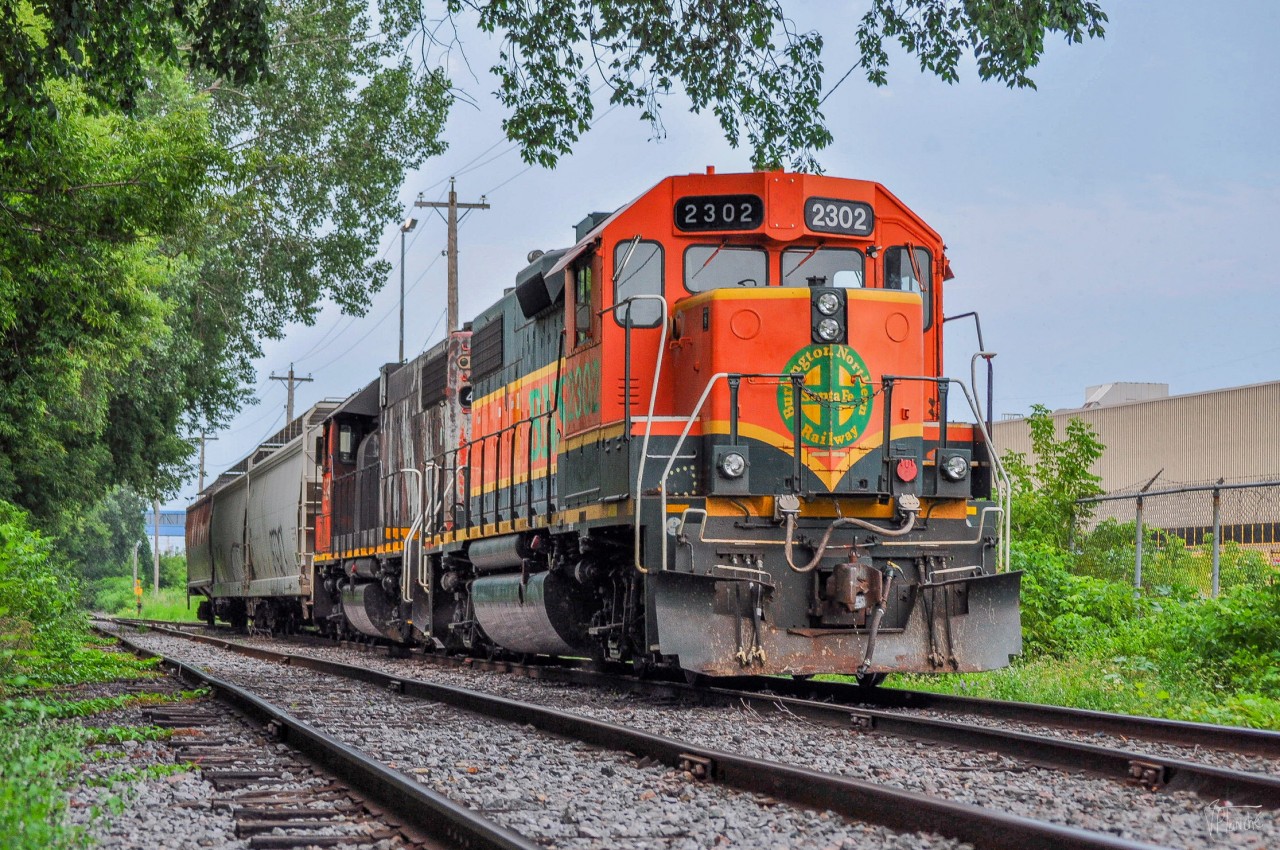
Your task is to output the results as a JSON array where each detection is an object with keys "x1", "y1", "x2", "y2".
[{"x1": 1074, "y1": 480, "x2": 1280, "y2": 596}]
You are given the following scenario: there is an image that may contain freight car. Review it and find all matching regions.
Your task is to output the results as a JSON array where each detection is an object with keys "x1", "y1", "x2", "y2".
[{"x1": 188, "y1": 168, "x2": 1021, "y2": 679}]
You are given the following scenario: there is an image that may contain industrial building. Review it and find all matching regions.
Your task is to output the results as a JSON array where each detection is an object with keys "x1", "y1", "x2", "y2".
[{"x1": 991, "y1": 381, "x2": 1280, "y2": 555}]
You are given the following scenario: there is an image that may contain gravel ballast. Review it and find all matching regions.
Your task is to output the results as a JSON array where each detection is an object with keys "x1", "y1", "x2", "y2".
[
  {"x1": 110, "y1": 626, "x2": 1279, "y2": 849},
  {"x1": 105, "y1": 625, "x2": 982, "y2": 850}
]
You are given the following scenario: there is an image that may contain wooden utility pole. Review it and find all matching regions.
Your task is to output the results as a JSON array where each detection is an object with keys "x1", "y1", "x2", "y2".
[
  {"x1": 415, "y1": 178, "x2": 489, "y2": 333},
  {"x1": 270, "y1": 363, "x2": 314, "y2": 425},
  {"x1": 153, "y1": 497, "x2": 160, "y2": 594},
  {"x1": 197, "y1": 433, "x2": 218, "y2": 492}
]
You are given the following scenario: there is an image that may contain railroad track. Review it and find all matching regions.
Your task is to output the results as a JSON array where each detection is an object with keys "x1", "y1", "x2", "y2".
[
  {"x1": 101, "y1": 619, "x2": 1279, "y2": 849},
  {"x1": 100, "y1": 625, "x2": 543, "y2": 850}
]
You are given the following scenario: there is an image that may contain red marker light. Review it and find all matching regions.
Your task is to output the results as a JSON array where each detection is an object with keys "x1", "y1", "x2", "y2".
[{"x1": 896, "y1": 458, "x2": 919, "y2": 482}]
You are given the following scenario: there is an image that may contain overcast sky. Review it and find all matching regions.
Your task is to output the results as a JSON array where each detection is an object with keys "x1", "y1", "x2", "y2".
[{"x1": 173, "y1": 0, "x2": 1280, "y2": 510}]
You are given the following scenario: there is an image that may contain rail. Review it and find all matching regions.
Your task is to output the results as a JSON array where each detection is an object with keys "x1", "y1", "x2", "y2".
[
  {"x1": 113, "y1": 623, "x2": 1171, "y2": 850},
  {"x1": 103, "y1": 626, "x2": 539, "y2": 850},
  {"x1": 640, "y1": 371, "x2": 803, "y2": 573}
]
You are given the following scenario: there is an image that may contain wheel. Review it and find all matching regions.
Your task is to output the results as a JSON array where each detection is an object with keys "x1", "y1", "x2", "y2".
[{"x1": 683, "y1": 669, "x2": 708, "y2": 687}]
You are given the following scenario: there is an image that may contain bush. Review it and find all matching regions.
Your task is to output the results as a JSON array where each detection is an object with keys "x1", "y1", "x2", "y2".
[{"x1": 0, "y1": 501, "x2": 85, "y2": 683}]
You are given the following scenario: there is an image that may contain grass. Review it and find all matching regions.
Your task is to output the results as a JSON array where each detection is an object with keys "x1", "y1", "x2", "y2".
[
  {"x1": 883, "y1": 653, "x2": 1280, "y2": 730},
  {"x1": 0, "y1": 634, "x2": 187, "y2": 850},
  {"x1": 109, "y1": 587, "x2": 202, "y2": 622}
]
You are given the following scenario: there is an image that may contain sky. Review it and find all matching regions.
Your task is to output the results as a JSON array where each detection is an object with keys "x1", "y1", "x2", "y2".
[{"x1": 172, "y1": 0, "x2": 1280, "y2": 511}]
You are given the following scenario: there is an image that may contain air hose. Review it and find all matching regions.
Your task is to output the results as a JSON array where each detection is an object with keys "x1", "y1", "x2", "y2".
[{"x1": 783, "y1": 495, "x2": 920, "y2": 573}]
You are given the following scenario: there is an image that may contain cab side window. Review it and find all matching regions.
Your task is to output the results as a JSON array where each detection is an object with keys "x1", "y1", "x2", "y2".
[
  {"x1": 613, "y1": 239, "x2": 664, "y2": 327},
  {"x1": 884, "y1": 246, "x2": 932, "y2": 328},
  {"x1": 574, "y1": 261, "x2": 594, "y2": 346}
]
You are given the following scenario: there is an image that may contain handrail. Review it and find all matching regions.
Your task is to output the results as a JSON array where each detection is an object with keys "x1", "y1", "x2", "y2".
[
  {"x1": 604, "y1": 295, "x2": 668, "y2": 573},
  {"x1": 397, "y1": 466, "x2": 423, "y2": 603},
  {"x1": 882, "y1": 373, "x2": 1012, "y2": 572},
  {"x1": 644, "y1": 371, "x2": 799, "y2": 573}
]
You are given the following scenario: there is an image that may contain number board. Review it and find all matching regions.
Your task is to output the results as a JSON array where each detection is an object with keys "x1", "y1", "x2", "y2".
[
  {"x1": 674, "y1": 194, "x2": 764, "y2": 232},
  {"x1": 805, "y1": 197, "x2": 874, "y2": 236}
]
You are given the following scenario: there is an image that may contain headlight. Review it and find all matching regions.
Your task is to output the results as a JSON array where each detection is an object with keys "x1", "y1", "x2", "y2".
[
  {"x1": 940, "y1": 454, "x2": 969, "y2": 481},
  {"x1": 718, "y1": 451, "x2": 747, "y2": 479},
  {"x1": 815, "y1": 318, "x2": 842, "y2": 342},
  {"x1": 815, "y1": 291, "x2": 841, "y2": 316}
]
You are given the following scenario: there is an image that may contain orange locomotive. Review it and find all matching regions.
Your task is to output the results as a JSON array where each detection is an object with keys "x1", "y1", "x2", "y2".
[{"x1": 194, "y1": 168, "x2": 1020, "y2": 679}]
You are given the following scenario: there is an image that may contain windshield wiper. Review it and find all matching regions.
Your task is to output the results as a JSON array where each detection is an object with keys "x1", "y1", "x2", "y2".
[
  {"x1": 691, "y1": 240, "x2": 728, "y2": 281},
  {"x1": 787, "y1": 243, "x2": 824, "y2": 279},
  {"x1": 613, "y1": 235, "x2": 641, "y2": 285}
]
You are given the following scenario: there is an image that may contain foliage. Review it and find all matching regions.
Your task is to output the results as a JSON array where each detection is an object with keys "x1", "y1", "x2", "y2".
[
  {"x1": 857, "y1": 0, "x2": 1108, "y2": 89},
  {"x1": 886, "y1": 402, "x2": 1280, "y2": 729},
  {"x1": 892, "y1": 536, "x2": 1280, "y2": 729},
  {"x1": 0, "y1": 719, "x2": 86, "y2": 850},
  {"x1": 1002, "y1": 404, "x2": 1104, "y2": 549},
  {"x1": 1, "y1": 0, "x2": 450, "y2": 527},
  {"x1": 95, "y1": 584, "x2": 201, "y2": 622},
  {"x1": 0, "y1": 500, "x2": 85, "y2": 682},
  {"x1": 0, "y1": 0, "x2": 268, "y2": 137},
  {"x1": 453, "y1": 1, "x2": 1107, "y2": 170},
  {"x1": 177, "y1": 0, "x2": 452, "y2": 419},
  {"x1": 54, "y1": 487, "x2": 152, "y2": 588},
  {"x1": 0, "y1": 72, "x2": 216, "y2": 526}
]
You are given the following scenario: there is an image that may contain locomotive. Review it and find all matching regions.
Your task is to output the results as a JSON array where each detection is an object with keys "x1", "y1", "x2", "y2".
[{"x1": 187, "y1": 168, "x2": 1021, "y2": 679}]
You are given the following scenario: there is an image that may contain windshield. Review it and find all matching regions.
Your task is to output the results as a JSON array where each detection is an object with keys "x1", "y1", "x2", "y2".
[
  {"x1": 782, "y1": 247, "x2": 864, "y2": 288},
  {"x1": 684, "y1": 245, "x2": 768, "y2": 292}
]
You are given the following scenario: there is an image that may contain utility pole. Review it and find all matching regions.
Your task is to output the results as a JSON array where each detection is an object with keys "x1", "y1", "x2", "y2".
[
  {"x1": 415, "y1": 178, "x2": 489, "y2": 334},
  {"x1": 197, "y1": 433, "x2": 218, "y2": 492},
  {"x1": 399, "y1": 216, "x2": 418, "y2": 362},
  {"x1": 270, "y1": 363, "x2": 314, "y2": 425},
  {"x1": 153, "y1": 497, "x2": 160, "y2": 594}
]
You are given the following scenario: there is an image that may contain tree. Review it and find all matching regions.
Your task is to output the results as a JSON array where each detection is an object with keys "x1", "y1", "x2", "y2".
[
  {"x1": 175, "y1": 0, "x2": 451, "y2": 422},
  {"x1": 53, "y1": 487, "x2": 151, "y2": 585},
  {"x1": 451, "y1": 0, "x2": 1108, "y2": 169},
  {"x1": 1003, "y1": 404, "x2": 1105, "y2": 549},
  {"x1": 1, "y1": 0, "x2": 269, "y2": 136},
  {"x1": 0, "y1": 0, "x2": 1109, "y2": 527},
  {"x1": 0, "y1": 0, "x2": 449, "y2": 526},
  {"x1": 0, "y1": 71, "x2": 217, "y2": 526}
]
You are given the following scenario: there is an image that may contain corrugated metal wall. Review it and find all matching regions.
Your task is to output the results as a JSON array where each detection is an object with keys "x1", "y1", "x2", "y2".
[
  {"x1": 992, "y1": 381, "x2": 1280, "y2": 493},
  {"x1": 992, "y1": 382, "x2": 1280, "y2": 538}
]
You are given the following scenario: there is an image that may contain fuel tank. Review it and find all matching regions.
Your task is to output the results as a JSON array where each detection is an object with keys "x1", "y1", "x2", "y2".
[
  {"x1": 471, "y1": 571, "x2": 593, "y2": 656},
  {"x1": 341, "y1": 581, "x2": 410, "y2": 643}
]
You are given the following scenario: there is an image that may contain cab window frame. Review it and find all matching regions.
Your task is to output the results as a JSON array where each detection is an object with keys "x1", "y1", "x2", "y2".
[
  {"x1": 681, "y1": 243, "x2": 769, "y2": 293},
  {"x1": 572, "y1": 255, "x2": 596, "y2": 347},
  {"x1": 883, "y1": 245, "x2": 933, "y2": 329},
  {"x1": 781, "y1": 246, "x2": 865, "y2": 289},
  {"x1": 612, "y1": 238, "x2": 664, "y2": 328}
]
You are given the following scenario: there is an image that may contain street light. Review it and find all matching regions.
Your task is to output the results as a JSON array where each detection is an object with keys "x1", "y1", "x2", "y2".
[{"x1": 400, "y1": 216, "x2": 418, "y2": 362}]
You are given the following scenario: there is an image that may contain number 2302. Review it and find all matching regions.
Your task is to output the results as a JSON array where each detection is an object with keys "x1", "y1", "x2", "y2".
[
  {"x1": 806, "y1": 198, "x2": 872, "y2": 235},
  {"x1": 684, "y1": 201, "x2": 755, "y2": 226}
]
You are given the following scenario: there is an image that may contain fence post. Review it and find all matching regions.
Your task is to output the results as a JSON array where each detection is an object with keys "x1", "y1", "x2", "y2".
[
  {"x1": 1134, "y1": 494, "x2": 1144, "y2": 595},
  {"x1": 1211, "y1": 486, "x2": 1222, "y2": 598}
]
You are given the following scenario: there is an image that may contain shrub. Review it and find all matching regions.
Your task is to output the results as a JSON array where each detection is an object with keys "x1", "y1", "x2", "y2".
[{"x1": 0, "y1": 501, "x2": 85, "y2": 683}]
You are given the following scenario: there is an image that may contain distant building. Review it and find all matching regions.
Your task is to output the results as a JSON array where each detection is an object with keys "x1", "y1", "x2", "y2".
[{"x1": 991, "y1": 381, "x2": 1280, "y2": 554}]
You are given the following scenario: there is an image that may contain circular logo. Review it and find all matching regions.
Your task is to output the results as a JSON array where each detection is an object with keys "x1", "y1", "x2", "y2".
[{"x1": 777, "y1": 345, "x2": 874, "y2": 448}]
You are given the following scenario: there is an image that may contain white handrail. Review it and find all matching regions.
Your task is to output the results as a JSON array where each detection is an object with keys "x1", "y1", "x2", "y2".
[
  {"x1": 602, "y1": 294, "x2": 667, "y2": 574},
  {"x1": 651, "y1": 371, "x2": 734, "y2": 573}
]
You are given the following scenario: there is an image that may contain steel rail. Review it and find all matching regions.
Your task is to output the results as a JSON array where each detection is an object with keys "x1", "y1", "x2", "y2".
[
  {"x1": 743, "y1": 675, "x2": 1280, "y2": 760},
  {"x1": 699, "y1": 684, "x2": 1280, "y2": 808},
  {"x1": 113, "y1": 622, "x2": 1171, "y2": 850},
  {"x1": 101, "y1": 627, "x2": 541, "y2": 850},
  {"x1": 109, "y1": 618, "x2": 1280, "y2": 761}
]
